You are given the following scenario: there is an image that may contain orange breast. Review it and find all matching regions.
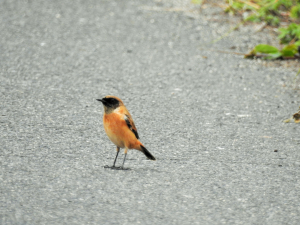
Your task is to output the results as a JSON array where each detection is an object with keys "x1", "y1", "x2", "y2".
[{"x1": 103, "y1": 112, "x2": 139, "y2": 149}]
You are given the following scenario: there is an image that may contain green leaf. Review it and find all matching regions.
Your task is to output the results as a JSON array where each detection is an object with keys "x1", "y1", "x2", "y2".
[
  {"x1": 254, "y1": 44, "x2": 280, "y2": 54},
  {"x1": 281, "y1": 44, "x2": 298, "y2": 57},
  {"x1": 278, "y1": 28, "x2": 289, "y2": 39},
  {"x1": 281, "y1": 49, "x2": 296, "y2": 57},
  {"x1": 245, "y1": 44, "x2": 281, "y2": 60},
  {"x1": 264, "y1": 52, "x2": 282, "y2": 60}
]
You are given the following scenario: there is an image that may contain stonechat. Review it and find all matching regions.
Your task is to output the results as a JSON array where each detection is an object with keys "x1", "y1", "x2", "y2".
[{"x1": 97, "y1": 96, "x2": 155, "y2": 169}]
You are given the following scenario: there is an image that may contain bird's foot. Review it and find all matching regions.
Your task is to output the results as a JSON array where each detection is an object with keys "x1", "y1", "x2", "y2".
[
  {"x1": 104, "y1": 165, "x2": 120, "y2": 169},
  {"x1": 104, "y1": 165, "x2": 130, "y2": 170}
]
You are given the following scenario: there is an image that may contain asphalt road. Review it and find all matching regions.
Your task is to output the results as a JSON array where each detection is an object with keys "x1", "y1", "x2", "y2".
[{"x1": 1, "y1": 0, "x2": 300, "y2": 224}]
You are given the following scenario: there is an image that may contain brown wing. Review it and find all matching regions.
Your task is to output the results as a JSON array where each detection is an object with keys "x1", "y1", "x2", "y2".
[{"x1": 124, "y1": 114, "x2": 139, "y2": 139}]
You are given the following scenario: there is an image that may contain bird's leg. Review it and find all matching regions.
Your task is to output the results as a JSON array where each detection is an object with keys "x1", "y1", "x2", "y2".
[
  {"x1": 104, "y1": 147, "x2": 120, "y2": 169},
  {"x1": 121, "y1": 148, "x2": 128, "y2": 169},
  {"x1": 113, "y1": 147, "x2": 120, "y2": 167}
]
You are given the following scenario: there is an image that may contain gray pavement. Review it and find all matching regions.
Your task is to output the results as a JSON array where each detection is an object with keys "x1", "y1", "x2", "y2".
[{"x1": 1, "y1": 0, "x2": 300, "y2": 224}]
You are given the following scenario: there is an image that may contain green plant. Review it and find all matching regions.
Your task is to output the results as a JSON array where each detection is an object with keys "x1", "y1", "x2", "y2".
[
  {"x1": 225, "y1": 1, "x2": 253, "y2": 15},
  {"x1": 291, "y1": 4, "x2": 300, "y2": 18},
  {"x1": 223, "y1": 1, "x2": 300, "y2": 63},
  {"x1": 225, "y1": 0, "x2": 300, "y2": 26},
  {"x1": 245, "y1": 44, "x2": 300, "y2": 59},
  {"x1": 278, "y1": 23, "x2": 300, "y2": 45}
]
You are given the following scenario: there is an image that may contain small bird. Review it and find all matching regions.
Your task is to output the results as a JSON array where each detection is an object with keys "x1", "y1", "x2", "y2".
[{"x1": 97, "y1": 96, "x2": 156, "y2": 169}]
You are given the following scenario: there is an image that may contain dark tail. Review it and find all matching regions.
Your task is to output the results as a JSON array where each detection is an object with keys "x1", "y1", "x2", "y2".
[{"x1": 140, "y1": 145, "x2": 156, "y2": 160}]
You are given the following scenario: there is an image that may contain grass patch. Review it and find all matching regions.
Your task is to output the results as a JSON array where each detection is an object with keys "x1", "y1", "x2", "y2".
[{"x1": 223, "y1": 0, "x2": 300, "y2": 60}]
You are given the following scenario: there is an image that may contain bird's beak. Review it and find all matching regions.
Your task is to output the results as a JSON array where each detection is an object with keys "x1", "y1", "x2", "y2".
[{"x1": 96, "y1": 98, "x2": 103, "y2": 103}]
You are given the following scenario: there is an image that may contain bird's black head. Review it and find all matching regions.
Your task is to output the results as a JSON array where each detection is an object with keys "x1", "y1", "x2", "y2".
[{"x1": 97, "y1": 96, "x2": 122, "y2": 112}]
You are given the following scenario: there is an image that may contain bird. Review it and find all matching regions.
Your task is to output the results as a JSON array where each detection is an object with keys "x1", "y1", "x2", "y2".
[{"x1": 97, "y1": 96, "x2": 156, "y2": 169}]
